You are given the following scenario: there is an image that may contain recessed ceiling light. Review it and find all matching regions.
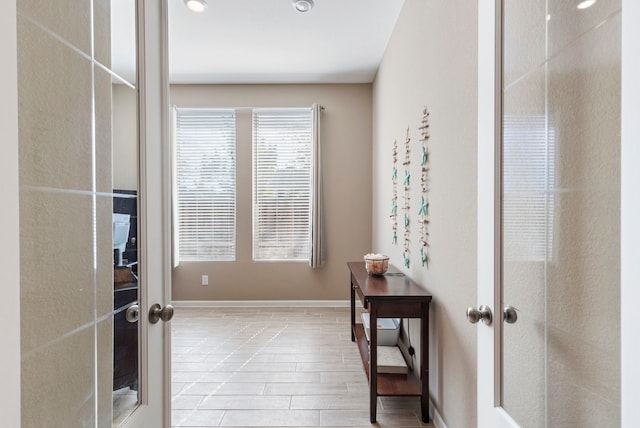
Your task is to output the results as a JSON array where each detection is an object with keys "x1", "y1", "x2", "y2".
[
  {"x1": 293, "y1": 0, "x2": 314, "y2": 13},
  {"x1": 184, "y1": 0, "x2": 207, "y2": 13},
  {"x1": 577, "y1": 0, "x2": 597, "y2": 10}
]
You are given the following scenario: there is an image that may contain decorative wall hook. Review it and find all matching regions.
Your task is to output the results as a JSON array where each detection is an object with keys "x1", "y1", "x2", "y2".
[
  {"x1": 419, "y1": 106, "x2": 431, "y2": 267},
  {"x1": 403, "y1": 126, "x2": 411, "y2": 267},
  {"x1": 391, "y1": 139, "x2": 398, "y2": 245}
]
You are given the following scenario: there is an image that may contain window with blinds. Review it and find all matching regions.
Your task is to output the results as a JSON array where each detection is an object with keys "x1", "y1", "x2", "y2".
[
  {"x1": 174, "y1": 108, "x2": 236, "y2": 261},
  {"x1": 252, "y1": 108, "x2": 313, "y2": 261},
  {"x1": 503, "y1": 115, "x2": 555, "y2": 262}
]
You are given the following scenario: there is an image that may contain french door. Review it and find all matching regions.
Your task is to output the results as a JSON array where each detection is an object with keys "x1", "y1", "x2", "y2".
[
  {"x1": 476, "y1": 0, "x2": 624, "y2": 427},
  {"x1": 476, "y1": 2, "x2": 514, "y2": 425},
  {"x1": 5, "y1": 0, "x2": 171, "y2": 426}
]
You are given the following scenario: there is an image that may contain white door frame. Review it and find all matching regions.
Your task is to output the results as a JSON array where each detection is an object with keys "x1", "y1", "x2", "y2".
[
  {"x1": 476, "y1": 1, "x2": 525, "y2": 425},
  {"x1": 478, "y1": 0, "x2": 640, "y2": 427},
  {"x1": 0, "y1": 0, "x2": 21, "y2": 426},
  {"x1": 120, "y1": 0, "x2": 172, "y2": 426},
  {"x1": 621, "y1": 0, "x2": 640, "y2": 425},
  {"x1": 477, "y1": 0, "x2": 513, "y2": 426}
]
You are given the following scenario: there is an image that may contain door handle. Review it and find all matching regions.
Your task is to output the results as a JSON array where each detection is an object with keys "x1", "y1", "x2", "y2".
[
  {"x1": 148, "y1": 303, "x2": 174, "y2": 324},
  {"x1": 466, "y1": 305, "x2": 492, "y2": 325},
  {"x1": 503, "y1": 305, "x2": 518, "y2": 324},
  {"x1": 125, "y1": 303, "x2": 139, "y2": 323}
]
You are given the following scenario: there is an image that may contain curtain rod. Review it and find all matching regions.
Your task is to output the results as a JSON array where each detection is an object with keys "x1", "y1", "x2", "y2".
[
  {"x1": 174, "y1": 105, "x2": 325, "y2": 112},
  {"x1": 231, "y1": 105, "x2": 325, "y2": 112}
]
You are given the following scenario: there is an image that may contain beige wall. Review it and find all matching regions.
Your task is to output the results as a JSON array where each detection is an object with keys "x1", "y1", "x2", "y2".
[
  {"x1": 171, "y1": 84, "x2": 372, "y2": 301},
  {"x1": 372, "y1": 1, "x2": 478, "y2": 427},
  {"x1": 17, "y1": 0, "x2": 116, "y2": 426},
  {"x1": 113, "y1": 83, "x2": 139, "y2": 191}
]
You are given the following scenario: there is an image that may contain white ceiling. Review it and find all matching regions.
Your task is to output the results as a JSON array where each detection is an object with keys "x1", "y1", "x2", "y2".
[{"x1": 166, "y1": 0, "x2": 405, "y2": 84}]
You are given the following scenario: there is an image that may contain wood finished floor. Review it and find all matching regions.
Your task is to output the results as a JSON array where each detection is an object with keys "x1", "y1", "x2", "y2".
[{"x1": 171, "y1": 307, "x2": 433, "y2": 427}]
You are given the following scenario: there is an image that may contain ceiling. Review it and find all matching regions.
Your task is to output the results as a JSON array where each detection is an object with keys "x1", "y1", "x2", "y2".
[{"x1": 166, "y1": 0, "x2": 405, "y2": 84}]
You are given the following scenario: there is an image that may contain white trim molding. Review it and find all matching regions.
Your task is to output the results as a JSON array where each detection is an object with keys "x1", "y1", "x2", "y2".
[
  {"x1": 429, "y1": 400, "x2": 448, "y2": 428},
  {"x1": 621, "y1": 1, "x2": 640, "y2": 426},
  {"x1": 0, "y1": 0, "x2": 21, "y2": 426}
]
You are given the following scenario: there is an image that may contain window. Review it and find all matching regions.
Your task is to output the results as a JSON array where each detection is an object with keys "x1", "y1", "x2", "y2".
[
  {"x1": 253, "y1": 108, "x2": 313, "y2": 261},
  {"x1": 174, "y1": 108, "x2": 236, "y2": 261}
]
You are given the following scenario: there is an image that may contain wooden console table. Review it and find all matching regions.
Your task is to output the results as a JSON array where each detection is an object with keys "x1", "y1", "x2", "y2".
[{"x1": 348, "y1": 261, "x2": 432, "y2": 423}]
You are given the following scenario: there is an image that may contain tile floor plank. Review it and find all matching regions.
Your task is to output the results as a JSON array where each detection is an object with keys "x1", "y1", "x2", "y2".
[{"x1": 170, "y1": 307, "x2": 433, "y2": 427}]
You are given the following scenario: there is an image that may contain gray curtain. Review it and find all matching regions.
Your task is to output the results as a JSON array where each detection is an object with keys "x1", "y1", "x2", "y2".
[{"x1": 310, "y1": 103, "x2": 324, "y2": 268}]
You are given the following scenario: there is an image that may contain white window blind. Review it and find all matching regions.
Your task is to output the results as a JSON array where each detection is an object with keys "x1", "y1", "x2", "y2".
[
  {"x1": 175, "y1": 108, "x2": 236, "y2": 261},
  {"x1": 253, "y1": 108, "x2": 313, "y2": 261},
  {"x1": 503, "y1": 115, "x2": 555, "y2": 262}
]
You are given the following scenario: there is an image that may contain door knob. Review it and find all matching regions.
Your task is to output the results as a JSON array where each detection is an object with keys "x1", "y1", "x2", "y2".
[
  {"x1": 148, "y1": 303, "x2": 174, "y2": 324},
  {"x1": 466, "y1": 305, "x2": 492, "y2": 325},
  {"x1": 125, "y1": 303, "x2": 139, "y2": 323},
  {"x1": 503, "y1": 306, "x2": 518, "y2": 324}
]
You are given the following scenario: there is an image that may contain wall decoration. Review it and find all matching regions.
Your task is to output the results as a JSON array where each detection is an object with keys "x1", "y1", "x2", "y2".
[
  {"x1": 391, "y1": 140, "x2": 398, "y2": 244},
  {"x1": 389, "y1": 107, "x2": 430, "y2": 269},
  {"x1": 402, "y1": 127, "x2": 411, "y2": 268},
  {"x1": 418, "y1": 107, "x2": 430, "y2": 267}
]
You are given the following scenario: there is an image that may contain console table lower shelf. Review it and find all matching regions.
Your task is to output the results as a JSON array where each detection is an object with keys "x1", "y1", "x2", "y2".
[{"x1": 352, "y1": 324, "x2": 422, "y2": 396}]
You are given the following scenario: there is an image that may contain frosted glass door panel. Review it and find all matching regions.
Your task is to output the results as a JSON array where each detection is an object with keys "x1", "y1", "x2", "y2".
[
  {"x1": 501, "y1": 0, "x2": 621, "y2": 426},
  {"x1": 501, "y1": 58, "x2": 549, "y2": 428},
  {"x1": 110, "y1": 1, "x2": 141, "y2": 426}
]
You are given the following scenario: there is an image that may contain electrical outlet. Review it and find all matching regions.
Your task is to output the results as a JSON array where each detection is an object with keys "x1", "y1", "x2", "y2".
[{"x1": 201, "y1": 275, "x2": 209, "y2": 286}]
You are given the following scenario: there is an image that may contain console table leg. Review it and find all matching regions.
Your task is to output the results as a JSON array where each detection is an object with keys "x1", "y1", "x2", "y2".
[
  {"x1": 421, "y1": 394, "x2": 429, "y2": 423},
  {"x1": 350, "y1": 278, "x2": 355, "y2": 342},
  {"x1": 421, "y1": 301, "x2": 430, "y2": 423},
  {"x1": 369, "y1": 381, "x2": 377, "y2": 424},
  {"x1": 369, "y1": 305, "x2": 378, "y2": 423}
]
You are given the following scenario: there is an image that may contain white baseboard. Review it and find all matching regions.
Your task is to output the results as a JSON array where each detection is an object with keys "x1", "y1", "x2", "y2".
[
  {"x1": 171, "y1": 300, "x2": 351, "y2": 308},
  {"x1": 429, "y1": 399, "x2": 447, "y2": 428}
]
